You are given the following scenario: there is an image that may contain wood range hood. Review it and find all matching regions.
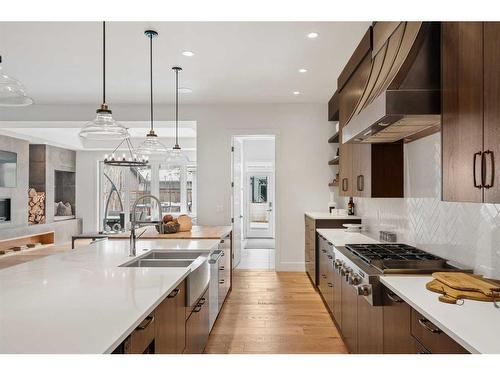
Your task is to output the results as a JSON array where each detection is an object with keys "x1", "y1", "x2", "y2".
[{"x1": 341, "y1": 22, "x2": 441, "y2": 144}]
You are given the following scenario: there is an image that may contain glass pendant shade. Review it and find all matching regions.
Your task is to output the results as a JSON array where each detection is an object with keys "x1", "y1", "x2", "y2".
[
  {"x1": 79, "y1": 104, "x2": 129, "y2": 140},
  {"x1": 165, "y1": 147, "x2": 189, "y2": 169},
  {"x1": 135, "y1": 132, "x2": 169, "y2": 161},
  {"x1": 0, "y1": 58, "x2": 34, "y2": 107}
]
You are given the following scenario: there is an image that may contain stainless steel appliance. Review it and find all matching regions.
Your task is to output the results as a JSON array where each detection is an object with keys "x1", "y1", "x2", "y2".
[
  {"x1": 334, "y1": 243, "x2": 467, "y2": 306},
  {"x1": 328, "y1": 242, "x2": 468, "y2": 353},
  {"x1": 208, "y1": 250, "x2": 223, "y2": 331}
]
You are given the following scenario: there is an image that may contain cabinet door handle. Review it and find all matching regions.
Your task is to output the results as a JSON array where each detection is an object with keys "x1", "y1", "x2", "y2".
[
  {"x1": 483, "y1": 150, "x2": 495, "y2": 189},
  {"x1": 198, "y1": 297, "x2": 206, "y2": 305},
  {"x1": 137, "y1": 315, "x2": 154, "y2": 330},
  {"x1": 474, "y1": 151, "x2": 483, "y2": 188},
  {"x1": 418, "y1": 318, "x2": 441, "y2": 334},
  {"x1": 356, "y1": 175, "x2": 364, "y2": 191},
  {"x1": 327, "y1": 255, "x2": 333, "y2": 260},
  {"x1": 219, "y1": 266, "x2": 225, "y2": 271},
  {"x1": 193, "y1": 304, "x2": 202, "y2": 313},
  {"x1": 167, "y1": 288, "x2": 180, "y2": 298},
  {"x1": 342, "y1": 178, "x2": 348, "y2": 192},
  {"x1": 321, "y1": 249, "x2": 327, "y2": 253},
  {"x1": 386, "y1": 291, "x2": 404, "y2": 303},
  {"x1": 327, "y1": 282, "x2": 333, "y2": 287},
  {"x1": 219, "y1": 279, "x2": 225, "y2": 284},
  {"x1": 322, "y1": 274, "x2": 327, "y2": 279}
]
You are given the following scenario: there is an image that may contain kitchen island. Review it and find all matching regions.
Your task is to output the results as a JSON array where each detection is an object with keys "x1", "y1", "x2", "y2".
[
  {"x1": 0, "y1": 238, "x2": 221, "y2": 354},
  {"x1": 108, "y1": 225, "x2": 232, "y2": 240}
]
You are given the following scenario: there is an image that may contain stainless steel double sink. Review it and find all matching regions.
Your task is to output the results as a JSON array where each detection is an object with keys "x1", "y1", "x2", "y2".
[{"x1": 120, "y1": 250, "x2": 210, "y2": 308}]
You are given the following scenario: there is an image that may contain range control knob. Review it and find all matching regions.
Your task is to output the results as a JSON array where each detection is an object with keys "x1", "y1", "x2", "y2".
[
  {"x1": 341, "y1": 266, "x2": 351, "y2": 277},
  {"x1": 349, "y1": 273, "x2": 362, "y2": 286},
  {"x1": 357, "y1": 285, "x2": 371, "y2": 296}
]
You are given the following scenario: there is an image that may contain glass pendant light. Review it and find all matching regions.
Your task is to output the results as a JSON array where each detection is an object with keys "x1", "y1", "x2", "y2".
[
  {"x1": 79, "y1": 22, "x2": 128, "y2": 140},
  {"x1": 165, "y1": 66, "x2": 189, "y2": 169},
  {"x1": 0, "y1": 55, "x2": 34, "y2": 107},
  {"x1": 135, "y1": 30, "x2": 169, "y2": 161}
]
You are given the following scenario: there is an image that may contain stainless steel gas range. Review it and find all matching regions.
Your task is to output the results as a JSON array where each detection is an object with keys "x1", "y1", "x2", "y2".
[{"x1": 333, "y1": 243, "x2": 468, "y2": 306}]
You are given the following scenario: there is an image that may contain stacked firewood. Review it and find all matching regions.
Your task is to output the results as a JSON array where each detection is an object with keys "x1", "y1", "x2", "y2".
[{"x1": 28, "y1": 188, "x2": 46, "y2": 224}]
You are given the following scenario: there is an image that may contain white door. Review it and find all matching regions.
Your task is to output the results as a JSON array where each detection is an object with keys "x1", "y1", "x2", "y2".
[
  {"x1": 231, "y1": 139, "x2": 243, "y2": 268},
  {"x1": 246, "y1": 171, "x2": 274, "y2": 238}
]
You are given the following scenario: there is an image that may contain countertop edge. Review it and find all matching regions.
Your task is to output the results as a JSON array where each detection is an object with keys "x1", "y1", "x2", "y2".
[
  {"x1": 103, "y1": 268, "x2": 191, "y2": 354},
  {"x1": 304, "y1": 212, "x2": 361, "y2": 220},
  {"x1": 380, "y1": 277, "x2": 480, "y2": 354}
]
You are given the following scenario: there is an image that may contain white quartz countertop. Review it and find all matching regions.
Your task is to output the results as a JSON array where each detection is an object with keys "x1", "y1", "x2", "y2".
[
  {"x1": 381, "y1": 276, "x2": 500, "y2": 354},
  {"x1": 316, "y1": 228, "x2": 379, "y2": 246},
  {"x1": 305, "y1": 212, "x2": 361, "y2": 220},
  {"x1": 0, "y1": 238, "x2": 220, "y2": 354}
]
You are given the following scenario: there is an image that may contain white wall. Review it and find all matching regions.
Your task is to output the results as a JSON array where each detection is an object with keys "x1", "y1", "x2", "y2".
[
  {"x1": 75, "y1": 103, "x2": 334, "y2": 271},
  {"x1": 192, "y1": 104, "x2": 333, "y2": 271},
  {"x1": 351, "y1": 133, "x2": 500, "y2": 278}
]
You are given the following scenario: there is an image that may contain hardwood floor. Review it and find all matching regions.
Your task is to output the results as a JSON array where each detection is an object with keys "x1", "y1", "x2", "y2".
[{"x1": 204, "y1": 270, "x2": 348, "y2": 354}]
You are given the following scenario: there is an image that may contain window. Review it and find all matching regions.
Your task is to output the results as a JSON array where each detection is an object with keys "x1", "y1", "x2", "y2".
[{"x1": 99, "y1": 161, "x2": 196, "y2": 232}]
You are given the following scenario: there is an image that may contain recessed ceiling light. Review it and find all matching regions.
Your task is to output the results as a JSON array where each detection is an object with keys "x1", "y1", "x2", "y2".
[
  {"x1": 182, "y1": 51, "x2": 195, "y2": 57},
  {"x1": 298, "y1": 68, "x2": 308, "y2": 73},
  {"x1": 293, "y1": 91, "x2": 301, "y2": 95},
  {"x1": 307, "y1": 32, "x2": 319, "y2": 39},
  {"x1": 178, "y1": 87, "x2": 193, "y2": 94}
]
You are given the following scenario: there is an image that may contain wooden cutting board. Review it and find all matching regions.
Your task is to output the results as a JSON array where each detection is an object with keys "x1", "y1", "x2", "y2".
[{"x1": 426, "y1": 272, "x2": 500, "y2": 304}]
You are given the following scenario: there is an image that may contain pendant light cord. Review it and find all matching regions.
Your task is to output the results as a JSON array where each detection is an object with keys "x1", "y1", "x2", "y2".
[
  {"x1": 102, "y1": 21, "x2": 106, "y2": 105},
  {"x1": 149, "y1": 34, "x2": 154, "y2": 134},
  {"x1": 175, "y1": 68, "x2": 179, "y2": 147}
]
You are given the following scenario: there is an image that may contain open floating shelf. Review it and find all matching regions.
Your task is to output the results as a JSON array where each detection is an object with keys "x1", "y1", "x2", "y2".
[
  {"x1": 328, "y1": 156, "x2": 339, "y2": 165},
  {"x1": 328, "y1": 132, "x2": 339, "y2": 143}
]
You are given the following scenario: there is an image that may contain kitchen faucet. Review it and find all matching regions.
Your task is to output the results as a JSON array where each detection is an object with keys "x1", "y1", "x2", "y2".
[{"x1": 129, "y1": 194, "x2": 162, "y2": 256}]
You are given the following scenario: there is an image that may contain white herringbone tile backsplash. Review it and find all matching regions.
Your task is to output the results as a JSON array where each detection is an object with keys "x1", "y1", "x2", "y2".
[{"x1": 350, "y1": 133, "x2": 500, "y2": 278}]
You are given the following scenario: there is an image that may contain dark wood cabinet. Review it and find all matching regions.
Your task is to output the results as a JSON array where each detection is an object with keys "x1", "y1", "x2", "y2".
[
  {"x1": 442, "y1": 22, "x2": 484, "y2": 203},
  {"x1": 483, "y1": 22, "x2": 500, "y2": 203},
  {"x1": 410, "y1": 309, "x2": 468, "y2": 354},
  {"x1": 218, "y1": 236, "x2": 232, "y2": 309},
  {"x1": 340, "y1": 273, "x2": 358, "y2": 353},
  {"x1": 304, "y1": 216, "x2": 316, "y2": 284},
  {"x1": 304, "y1": 216, "x2": 361, "y2": 286},
  {"x1": 185, "y1": 288, "x2": 210, "y2": 354},
  {"x1": 382, "y1": 287, "x2": 414, "y2": 354},
  {"x1": 442, "y1": 22, "x2": 500, "y2": 203},
  {"x1": 317, "y1": 236, "x2": 329, "y2": 300},
  {"x1": 357, "y1": 296, "x2": 383, "y2": 354},
  {"x1": 317, "y1": 237, "x2": 335, "y2": 314},
  {"x1": 332, "y1": 259, "x2": 342, "y2": 327},
  {"x1": 155, "y1": 281, "x2": 186, "y2": 354}
]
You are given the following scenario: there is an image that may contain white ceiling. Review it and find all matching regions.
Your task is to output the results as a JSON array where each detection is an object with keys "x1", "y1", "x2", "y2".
[
  {"x1": 0, "y1": 22, "x2": 369, "y2": 105},
  {"x1": 0, "y1": 121, "x2": 197, "y2": 150}
]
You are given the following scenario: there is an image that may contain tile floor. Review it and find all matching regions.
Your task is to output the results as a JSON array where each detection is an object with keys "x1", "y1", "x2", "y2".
[{"x1": 237, "y1": 248, "x2": 275, "y2": 269}]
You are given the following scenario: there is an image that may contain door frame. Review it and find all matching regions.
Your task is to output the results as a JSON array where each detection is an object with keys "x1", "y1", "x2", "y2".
[{"x1": 231, "y1": 133, "x2": 279, "y2": 270}]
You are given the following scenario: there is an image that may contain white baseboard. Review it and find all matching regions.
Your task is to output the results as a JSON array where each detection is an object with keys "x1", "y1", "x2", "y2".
[{"x1": 276, "y1": 261, "x2": 305, "y2": 272}]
